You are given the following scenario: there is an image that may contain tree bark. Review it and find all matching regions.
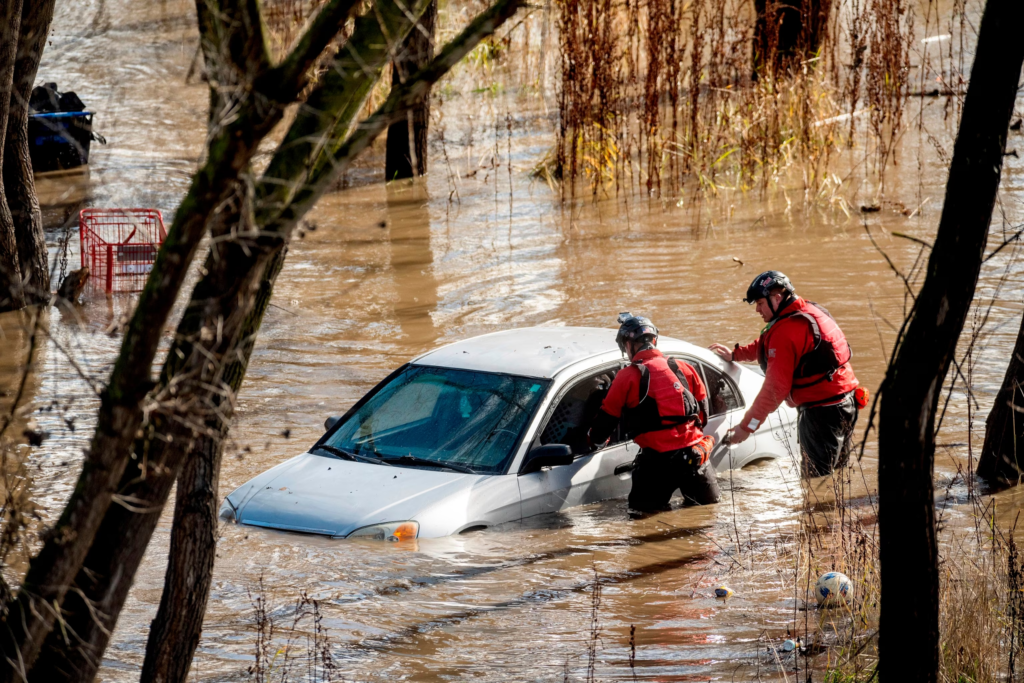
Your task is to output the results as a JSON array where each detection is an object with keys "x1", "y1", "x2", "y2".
[
  {"x1": 979, "y1": 312, "x2": 1024, "y2": 487},
  {"x1": 140, "y1": 251, "x2": 285, "y2": 683},
  {"x1": 0, "y1": 0, "x2": 25, "y2": 313},
  {"x1": 877, "y1": 1, "x2": 1024, "y2": 681},
  {"x1": 3, "y1": 0, "x2": 56, "y2": 304},
  {"x1": 138, "y1": 428, "x2": 224, "y2": 683},
  {"x1": 386, "y1": 0, "x2": 436, "y2": 180}
]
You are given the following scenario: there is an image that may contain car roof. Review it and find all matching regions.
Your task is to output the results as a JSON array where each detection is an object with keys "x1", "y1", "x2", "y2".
[{"x1": 410, "y1": 326, "x2": 718, "y2": 379}]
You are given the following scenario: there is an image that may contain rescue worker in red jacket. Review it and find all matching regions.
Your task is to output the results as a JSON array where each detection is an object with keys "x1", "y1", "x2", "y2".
[
  {"x1": 587, "y1": 313, "x2": 720, "y2": 511},
  {"x1": 709, "y1": 271, "x2": 862, "y2": 477}
]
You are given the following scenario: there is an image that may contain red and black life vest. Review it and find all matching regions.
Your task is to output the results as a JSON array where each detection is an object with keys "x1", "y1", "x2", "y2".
[
  {"x1": 758, "y1": 300, "x2": 853, "y2": 389},
  {"x1": 622, "y1": 357, "x2": 709, "y2": 439}
]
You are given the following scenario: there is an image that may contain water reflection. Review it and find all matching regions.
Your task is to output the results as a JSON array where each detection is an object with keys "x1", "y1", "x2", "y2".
[
  {"x1": 386, "y1": 180, "x2": 439, "y2": 347},
  {"x1": 35, "y1": 167, "x2": 90, "y2": 229}
]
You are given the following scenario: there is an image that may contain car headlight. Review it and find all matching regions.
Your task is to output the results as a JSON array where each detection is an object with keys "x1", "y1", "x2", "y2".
[
  {"x1": 218, "y1": 498, "x2": 237, "y2": 522},
  {"x1": 346, "y1": 521, "x2": 419, "y2": 541}
]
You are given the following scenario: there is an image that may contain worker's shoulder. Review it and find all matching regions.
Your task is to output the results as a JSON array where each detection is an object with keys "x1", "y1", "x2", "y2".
[
  {"x1": 766, "y1": 317, "x2": 815, "y2": 354},
  {"x1": 773, "y1": 311, "x2": 817, "y2": 334},
  {"x1": 615, "y1": 362, "x2": 642, "y2": 381}
]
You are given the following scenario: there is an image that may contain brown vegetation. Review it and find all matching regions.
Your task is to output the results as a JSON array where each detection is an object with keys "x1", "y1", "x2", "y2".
[{"x1": 553, "y1": 0, "x2": 915, "y2": 204}]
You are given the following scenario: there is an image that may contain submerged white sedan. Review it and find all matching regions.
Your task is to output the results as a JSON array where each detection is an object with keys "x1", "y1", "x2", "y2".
[{"x1": 220, "y1": 327, "x2": 799, "y2": 539}]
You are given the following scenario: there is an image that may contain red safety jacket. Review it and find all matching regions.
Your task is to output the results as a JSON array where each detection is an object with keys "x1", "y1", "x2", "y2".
[
  {"x1": 598, "y1": 349, "x2": 709, "y2": 451},
  {"x1": 733, "y1": 298, "x2": 859, "y2": 433}
]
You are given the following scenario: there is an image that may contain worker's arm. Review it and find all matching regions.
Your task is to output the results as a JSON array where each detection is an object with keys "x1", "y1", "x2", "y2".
[
  {"x1": 731, "y1": 339, "x2": 759, "y2": 363},
  {"x1": 588, "y1": 368, "x2": 634, "y2": 446},
  {"x1": 682, "y1": 362, "x2": 711, "y2": 427},
  {"x1": 709, "y1": 339, "x2": 759, "y2": 363},
  {"x1": 732, "y1": 327, "x2": 802, "y2": 442}
]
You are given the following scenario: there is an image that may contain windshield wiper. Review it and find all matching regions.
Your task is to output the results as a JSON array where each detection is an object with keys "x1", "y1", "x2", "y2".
[
  {"x1": 314, "y1": 444, "x2": 392, "y2": 466},
  {"x1": 381, "y1": 454, "x2": 477, "y2": 474}
]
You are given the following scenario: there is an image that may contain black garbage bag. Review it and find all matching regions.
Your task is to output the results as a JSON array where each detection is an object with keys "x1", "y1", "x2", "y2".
[
  {"x1": 58, "y1": 91, "x2": 85, "y2": 112},
  {"x1": 29, "y1": 82, "x2": 60, "y2": 113}
]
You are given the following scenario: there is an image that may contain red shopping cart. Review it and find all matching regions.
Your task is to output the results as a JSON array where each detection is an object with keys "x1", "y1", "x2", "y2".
[{"x1": 79, "y1": 208, "x2": 166, "y2": 293}]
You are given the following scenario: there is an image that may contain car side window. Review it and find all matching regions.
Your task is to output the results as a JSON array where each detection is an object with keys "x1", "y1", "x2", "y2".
[
  {"x1": 690, "y1": 360, "x2": 743, "y2": 415},
  {"x1": 539, "y1": 367, "x2": 622, "y2": 454}
]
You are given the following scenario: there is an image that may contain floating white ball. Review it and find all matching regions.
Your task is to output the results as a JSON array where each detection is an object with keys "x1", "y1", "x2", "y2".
[{"x1": 814, "y1": 571, "x2": 852, "y2": 607}]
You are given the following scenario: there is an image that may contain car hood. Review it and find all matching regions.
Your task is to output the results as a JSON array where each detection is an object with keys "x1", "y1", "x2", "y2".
[{"x1": 226, "y1": 451, "x2": 477, "y2": 537}]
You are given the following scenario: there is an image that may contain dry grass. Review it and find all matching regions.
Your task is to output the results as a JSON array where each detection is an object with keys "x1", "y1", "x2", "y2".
[
  {"x1": 794, "y1": 471, "x2": 1024, "y2": 683},
  {"x1": 248, "y1": 575, "x2": 339, "y2": 683}
]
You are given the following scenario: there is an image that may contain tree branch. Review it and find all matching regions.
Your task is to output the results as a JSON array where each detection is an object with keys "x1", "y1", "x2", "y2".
[
  {"x1": 254, "y1": 0, "x2": 435, "y2": 221},
  {"x1": 0, "y1": 37, "x2": 292, "y2": 683},
  {"x1": 267, "y1": 0, "x2": 364, "y2": 94},
  {"x1": 16, "y1": 0, "x2": 526, "y2": 678},
  {"x1": 279, "y1": 0, "x2": 528, "y2": 226}
]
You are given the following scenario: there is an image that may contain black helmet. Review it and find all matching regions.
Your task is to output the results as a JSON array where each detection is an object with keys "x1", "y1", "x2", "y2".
[
  {"x1": 743, "y1": 270, "x2": 795, "y2": 304},
  {"x1": 615, "y1": 312, "x2": 658, "y2": 354}
]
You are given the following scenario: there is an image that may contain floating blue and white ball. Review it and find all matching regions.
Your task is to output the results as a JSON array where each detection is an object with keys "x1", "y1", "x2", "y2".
[{"x1": 814, "y1": 571, "x2": 852, "y2": 607}]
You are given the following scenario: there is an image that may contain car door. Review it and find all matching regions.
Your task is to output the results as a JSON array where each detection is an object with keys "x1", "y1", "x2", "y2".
[
  {"x1": 675, "y1": 356, "x2": 754, "y2": 470},
  {"x1": 518, "y1": 364, "x2": 639, "y2": 518}
]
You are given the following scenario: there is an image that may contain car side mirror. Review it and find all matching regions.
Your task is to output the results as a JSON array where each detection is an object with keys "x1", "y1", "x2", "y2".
[
  {"x1": 325, "y1": 416, "x2": 341, "y2": 431},
  {"x1": 519, "y1": 444, "x2": 574, "y2": 475}
]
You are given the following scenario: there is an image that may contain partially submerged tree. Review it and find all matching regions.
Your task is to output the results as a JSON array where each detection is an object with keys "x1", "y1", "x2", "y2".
[
  {"x1": 0, "y1": 0, "x2": 524, "y2": 679},
  {"x1": 0, "y1": 0, "x2": 24, "y2": 312},
  {"x1": 753, "y1": 0, "x2": 831, "y2": 77},
  {"x1": 876, "y1": 0, "x2": 1024, "y2": 680},
  {"x1": 979, "y1": 317, "x2": 1024, "y2": 487},
  {"x1": 0, "y1": 0, "x2": 55, "y2": 312},
  {"x1": 4, "y1": 0, "x2": 53, "y2": 305},
  {"x1": 386, "y1": 0, "x2": 437, "y2": 180}
]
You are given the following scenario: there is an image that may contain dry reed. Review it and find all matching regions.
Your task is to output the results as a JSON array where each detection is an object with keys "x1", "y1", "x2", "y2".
[
  {"x1": 248, "y1": 575, "x2": 339, "y2": 683},
  {"x1": 553, "y1": 0, "x2": 917, "y2": 204}
]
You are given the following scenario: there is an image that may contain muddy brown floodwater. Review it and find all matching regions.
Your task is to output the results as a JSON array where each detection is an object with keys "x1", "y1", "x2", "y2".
[{"x1": 2, "y1": 0, "x2": 1024, "y2": 680}]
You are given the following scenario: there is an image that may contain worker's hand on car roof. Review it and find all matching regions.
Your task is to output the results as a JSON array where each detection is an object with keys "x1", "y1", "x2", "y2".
[{"x1": 708, "y1": 343, "x2": 733, "y2": 362}]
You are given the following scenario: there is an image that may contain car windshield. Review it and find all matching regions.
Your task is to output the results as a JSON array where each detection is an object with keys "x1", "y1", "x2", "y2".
[{"x1": 319, "y1": 365, "x2": 550, "y2": 474}]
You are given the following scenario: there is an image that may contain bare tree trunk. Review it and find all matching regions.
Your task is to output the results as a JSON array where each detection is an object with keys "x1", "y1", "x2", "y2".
[
  {"x1": 0, "y1": 187, "x2": 21, "y2": 312},
  {"x1": 877, "y1": 1, "x2": 1024, "y2": 681},
  {"x1": 979, "y1": 312, "x2": 1024, "y2": 487},
  {"x1": 140, "y1": 250, "x2": 284, "y2": 683},
  {"x1": 139, "y1": 428, "x2": 224, "y2": 683},
  {"x1": 386, "y1": 0, "x2": 436, "y2": 180},
  {"x1": 0, "y1": 0, "x2": 25, "y2": 312},
  {"x1": 25, "y1": 414, "x2": 191, "y2": 682},
  {"x1": 3, "y1": 0, "x2": 55, "y2": 304}
]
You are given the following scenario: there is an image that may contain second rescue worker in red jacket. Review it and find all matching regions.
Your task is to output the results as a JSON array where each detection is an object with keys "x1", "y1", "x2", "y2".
[
  {"x1": 587, "y1": 314, "x2": 720, "y2": 512},
  {"x1": 709, "y1": 271, "x2": 862, "y2": 477}
]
